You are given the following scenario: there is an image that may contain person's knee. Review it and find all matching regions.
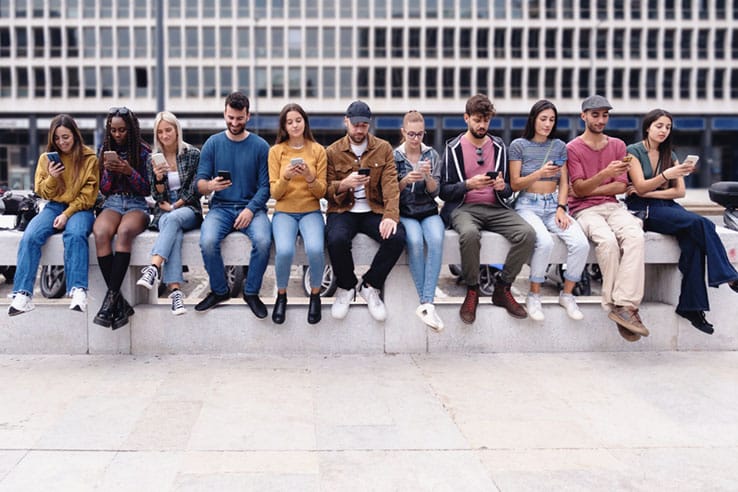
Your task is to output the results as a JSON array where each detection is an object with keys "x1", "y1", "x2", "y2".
[{"x1": 326, "y1": 231, "x2": 351, "y2": 250}]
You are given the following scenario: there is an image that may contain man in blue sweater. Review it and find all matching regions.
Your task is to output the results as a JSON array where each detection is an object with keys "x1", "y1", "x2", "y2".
[{"x1": 195, "y1": 91, "x2": 272, "y2": 318}]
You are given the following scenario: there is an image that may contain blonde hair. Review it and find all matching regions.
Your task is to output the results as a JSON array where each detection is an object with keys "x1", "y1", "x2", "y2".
[
  {"x1": 400, "y1": 110, "x2": 425, "y2": 144},
  {"x1": 152, "y1": 111, "x2": 187, "y2": 155}
]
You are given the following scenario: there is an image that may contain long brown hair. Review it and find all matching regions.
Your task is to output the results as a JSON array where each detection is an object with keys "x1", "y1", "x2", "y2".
[
  {"x1": 46, "y1": 114, "x2": 85, "y2": 195},
  {"x1": 275, "y1": 103, "x2": 315, "y2": 144},
  {"x1": 641, "y1": 109, "x2": 675, "y2": 171}
]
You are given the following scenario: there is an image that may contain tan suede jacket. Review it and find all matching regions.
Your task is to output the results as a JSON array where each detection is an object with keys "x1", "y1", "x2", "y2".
[{"x1": 325, "y1": 133, "x2": 400, "y2": 222}]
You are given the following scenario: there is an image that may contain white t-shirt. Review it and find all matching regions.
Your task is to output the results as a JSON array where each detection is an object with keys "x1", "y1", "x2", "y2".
[{"x1": 350, "y1": 140, "x2": 371, "y2": 213}]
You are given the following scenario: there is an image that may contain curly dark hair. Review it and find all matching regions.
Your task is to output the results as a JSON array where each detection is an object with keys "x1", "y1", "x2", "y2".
[
  {"x1": 102, "y1": 107, "x2": 146, "y2": 172},
  {"x1": 465, "y1": 94, "x2": 496, "y2": 119}
]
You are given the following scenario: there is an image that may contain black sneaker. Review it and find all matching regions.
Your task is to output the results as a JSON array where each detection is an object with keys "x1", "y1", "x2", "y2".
[{"x1": 195, "y1": 291, "x2": 230, "y2": 312}]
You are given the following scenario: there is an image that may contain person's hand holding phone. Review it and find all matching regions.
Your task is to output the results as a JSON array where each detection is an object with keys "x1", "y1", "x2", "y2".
[
  {"x1": 486, "y1": 171, "x2": 505, "y2": 191},
  {"x1": 538, "y1": 161, "x2": 560, "y2": 179},
  {"x1": 46, "y1": 152, "x2": 65, "y2": 177},
  {"x1": 681, "y1": 155, "x2": 699, "y2": 176},
  {"x1": 210, "y1": 170, "x2": 232, "y2": 192},
  {"x1": 606, "y1": 157, "x2": 630, "y2": 178},
  {"x1": 285, "y1": 157, "x2": 306, "y2": 180},
  {"x1": 103, "y1": 150, "x2": 132, "y2": 175}
]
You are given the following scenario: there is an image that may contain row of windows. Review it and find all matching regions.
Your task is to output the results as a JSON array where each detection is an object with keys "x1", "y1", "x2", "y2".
[
  {"x1": 3, "y1": 65, "x2": 738, "y2": 101},
  {"x1": 3, "y1": 25, "x2": 738, "y2": 62},
  {"x1": 1, "y1": 0, "x2": 734, "y2": 21}
]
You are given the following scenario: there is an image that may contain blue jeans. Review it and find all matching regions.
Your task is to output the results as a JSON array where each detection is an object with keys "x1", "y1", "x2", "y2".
[
  {"x1": 151, "y1": 206, "x2": 200, "y2": 285},
  {"x1": 400, "y1": 214, "x2": 445, "y2": 304},
  {"x1": 272, "y1": 210, "x2": 325, "y2": 290},
  {"x1": 199, "y1": 206, "x2": 272, "y2": 296},
  {"x1": 13, "y1": 201, "x2": 95, "y2": 296},
  {"x1": 515, "y1": 192, "x2": 589, "y2": 284}
]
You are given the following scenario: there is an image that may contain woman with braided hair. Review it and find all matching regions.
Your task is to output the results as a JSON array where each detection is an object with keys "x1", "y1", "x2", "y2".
[{"x1": 92, "y1": 107, "x2": 151, "y2": 330}]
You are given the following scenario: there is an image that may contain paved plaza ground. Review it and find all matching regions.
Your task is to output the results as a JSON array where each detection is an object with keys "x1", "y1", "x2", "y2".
[{"x1": 1, "y1": 351, "x2": 737, "y2": 491}]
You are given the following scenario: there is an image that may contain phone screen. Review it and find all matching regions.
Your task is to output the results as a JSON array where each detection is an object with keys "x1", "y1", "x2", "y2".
[
  {"x1": 104, "y1": 151, "x2": 119, "y2": 162},
  {"x1": 290, "y1": 158, "x2": 305, "y2": 168},
  {"x1": 357, "y1": 168, "x2": 370, "y2": 176},
  {"x1": 47, "y1": 152, "x2": 60, "y2": 163},
  {"x1": 486, "y1": 171, "x2": 499, "y2": 179},
  {"x1": 218, "y1": 170, "x2": 232, "y2": 181}
]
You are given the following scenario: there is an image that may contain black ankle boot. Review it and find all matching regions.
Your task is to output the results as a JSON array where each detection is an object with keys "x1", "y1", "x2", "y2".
[
  {"x1": 93, "y1": 290, "x2": 119, "y2": 328},
  {"x1": 272, "y1": 292, "x2": 287, "y2": 324},
  {"x1": 676, "y1": 310, "x2": 714, "y2": 335},
  {"x1": 112, "y1": 294, "x2": 132, "y2": 330},
  {"x1": 308, "y1": 292, "x2": 321, "y2": 324}
]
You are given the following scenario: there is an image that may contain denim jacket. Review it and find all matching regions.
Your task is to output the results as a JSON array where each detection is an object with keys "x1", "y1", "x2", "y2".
[{"x1": 393, "y1": 142, "x2": 441, "y2": 219}]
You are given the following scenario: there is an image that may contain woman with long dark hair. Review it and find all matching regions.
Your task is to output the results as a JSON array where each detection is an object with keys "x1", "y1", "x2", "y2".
[
  {"x1": 626, "y1": 109, "x2": 738, "y2": 334},
  {"x1": 509, "y1": 99, "x2": 590, "y2": 322},
  {"x1": 268, "y1": 103, "x2": 327, "y2": 324},
  {"x1": 92, "y1": 107, "x2": 151, "y2": 330},
  {"x1": 8, "y1": 114, "x2": 99, "y2": 316}
]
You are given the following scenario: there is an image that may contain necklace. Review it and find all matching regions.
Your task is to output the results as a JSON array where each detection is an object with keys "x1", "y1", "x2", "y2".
[{"x1": 289, "y1": 141, "x2": 305, "y2": 150}]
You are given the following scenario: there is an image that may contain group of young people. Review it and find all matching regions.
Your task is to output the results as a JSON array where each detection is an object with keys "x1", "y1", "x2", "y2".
[{"x1": 8, "y1": 92, "x2": 738, "y2": 341}]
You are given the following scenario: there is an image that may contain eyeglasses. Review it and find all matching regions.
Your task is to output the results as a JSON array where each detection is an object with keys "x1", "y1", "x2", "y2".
[
  {"x1": 476, "y1": 147, "x2": 484, "y2": 166},
  {"x1": 405, "y1": 131, "x2": 425, "y2": 139},
  {"x1": 108, "y1": 107, "x2": 129, "y2": 116}
]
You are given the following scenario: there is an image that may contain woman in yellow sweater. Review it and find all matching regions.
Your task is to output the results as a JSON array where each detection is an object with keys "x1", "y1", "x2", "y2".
[
  {"x1": 8, "y1": 114, "x2": 99, "y2": 316},
  {"x1": 268, "y1": 103, "x2": 327, "y2": 324}
]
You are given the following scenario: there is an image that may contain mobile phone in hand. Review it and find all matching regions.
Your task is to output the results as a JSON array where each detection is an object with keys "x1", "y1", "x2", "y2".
[
  {"x1": 486, "y1": 171, "x2": 499, "y2": 179},
  {"x1": 151, "y1": 153, "x2": 167, "y2": 170},
  {"x1": 357, "y1": 168, "x2": 370, "y2": 176},
  {"x1": 684, "y1": 155, "x2": 699, "y2": 176},
  {"x1": 103, "y1": 150, "x2": 119, "y2": 163},
  {"x1": 290, "y1": 157, "x2": 305, "y2": 168},
  {"x1": 553, "y1": 159, "x2": 566, "y2": 167},
  {"x1": 47, "y1": 151, "x2": 64, "y2": 171},
  {"x1": 217, "y1": 170, "x2": 232, "y2": 181}
]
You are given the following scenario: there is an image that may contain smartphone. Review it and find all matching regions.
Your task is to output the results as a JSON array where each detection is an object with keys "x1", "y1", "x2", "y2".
[
  {"x1": 290, "y1": 157, "x2": 305, "y2": 168},
  {"x1": 685, "y1": 155, "x2": 699, "y2": 165},
  {"x1": 357, "y1": 168, "x2": 370, "y2": 176},
  {"x1": 47, "y1": 151, "x2": 64, "y2": 171},
  {"x1": 415, "y1": 159, "x2": 430, "y2": 172},
  {"x1": 151, "y1": 153, "x2": 167, "y2": 170},
  {"x1": 217, "y1": 170, "x2": 232, "y2": 181},
  {"x1": 553, "y1": 159, "x2": 566, "y2": 167},
  {"x1": 622, "y1": 155, "x2": 633, "y2": 163},
  {"x1": 486, "y1": 171, "x2": 499, "y2": 179},
  {"x1": 103, "y1": 150, "x2": 119, "y2": 163}
]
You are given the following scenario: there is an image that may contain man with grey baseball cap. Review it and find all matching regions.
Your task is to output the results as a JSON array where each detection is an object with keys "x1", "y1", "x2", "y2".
[{"x1": 566, "y1": 95, "x2": 649, "y2": 342}]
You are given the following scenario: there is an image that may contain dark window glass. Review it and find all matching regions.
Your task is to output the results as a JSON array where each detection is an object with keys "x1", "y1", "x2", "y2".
[
  {"x1": 442, "y1": 27, "x2": 454, "y2": 58},
  {"x1": 425, "y1": 67, "x2": 437, "y2": 98},
  {"x1": 493, "y1": 67, "x2": 504, "y2": 98},
  {"x1": 391, "y1": 67, "x2": 403, "y2": 97},
  {"x1": 511, "y1": 28, "x2": 522, "y2": 58},
  {"x1": 562, "y1": 68, "x2": 573, "y2": 97},
  {"x1": 680, "y1": 30, "x2": 691, "y2": 59},
  {"x1": 612, "y1": 68, "x2": 623, "y2": 98},
  {"x1": 425, "y1": 28, "x2": 437, "y2": 58},
  {"x1": 460, "y1": 28, "x2": 471, "y2": 58},
  {"x1": 442, "y1": 67, "x2": 454, "y2": 97},
  {"x1": 544, "y1": 68, "x2": 556, "y2": 98},
  {"x1": 477, "y1": 67, "x2": 488, "y2": 94},
  {"x1": 629, "y1": 68, "x2": 639, "y2": 98},
  {"x1": 493, "y1": 29, "x2": 505, "y2": 58},
  {"x1": 562, "y1": 29, "x2": 573, "y2": 58},
  {"x1": 545, "y1": 29, "x2": 557, "y2": 58},
  {"x1": 459, "y1": 67, "x2": 471, "y2": 97},
  {"x1": 578, "y1": 28, "x2": 590, "y2": 59},
  {"x1": 664, "y1": 29, "x2": 674, "y2": 59},
  {"x1": 67, "y1": 66, "x2": 79, "y2": 97},
  {"x1": 630, "y1": 29, "x2": 641, "y2": 59},
  {"x1": 613, "y1": 29, "x2": 624, "y2": 58},
  {"x1": 646, "y1": 68, "x2": 657, "y2": 98},
  {"x1": 409, "y1": 28, "x2": 420, "y2": 57},
  {"x1": 663, "y1": 68, "x2": 673, "y2": 99},
  {"x1": 714, "y1": 68, "x2": 724, "y2": 98},
  {"x1": 680, "y1": 68, "x2": 690, "y2": 98},
  {"x1": 579, "y1": 68, "x2": 589, "y2": 98},
  {"x1": 408, "y1": 67, "x2": 420, "y2": 97},
  {"x1": 646, "y1": 29, "x2": 658, "y2": 59},
  {"x1": 375, "y1": 28, "x2": 386, "y2": 58},
  {"x1": 391, "y1": 27, "x2": 403, "y2": 58},
  {"x1": 696, "y1": 68, "x2": 707, "y2": 98},
  {"x1": 511, "y1": 68, "x2": 522, "y2": 97},
  {"x1": 34, "y1": 66, "x2": 45, "y2": 97},
  {"x1": 527, "y1": 68, "x2": 538, "y2": 97},
  {"x1": 715, "y1": 29, "x2": 725, "y2": 59},
  {"x1": 357, "y1": 67, "x2": 368, "y2": 98},
  {"x1": 528, "y1": 28, "x2": 539, "y2": 59}
]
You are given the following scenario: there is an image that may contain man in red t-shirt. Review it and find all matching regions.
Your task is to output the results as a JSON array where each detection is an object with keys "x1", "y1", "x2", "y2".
[{"x1": 567, "y1": 95, "x2": 648, "y2": 342}]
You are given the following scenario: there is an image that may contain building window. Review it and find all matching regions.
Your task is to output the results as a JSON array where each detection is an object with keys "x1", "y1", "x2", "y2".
[
  {"x1": 596, "y1": 68, "x2": 606, "y2": 95},
  {"x1": 664, "y1": 29, "x2": 674, "y2": 59},
  {"x1": 443, "y1": 0, "x2": 456, "y2": 18},
  {"x1": 67, "y1": 67, "x2": 79, "y2": 97},
  {"x1": 544, "y1": 68, "x2": 556, "y2": 98},
  {"x1": 305, "y1": 0, "x2": 318, "y2": 17},
  {"x1": 527, "y1": 68, "x2": 539, "y2": 98},
  {"x1": 202, "y1": 0, "x2": 215, "y2": 17},
  {"x1": 493, "y1": 67, "x2": 505, "y2": 98},
  {"x1": 612, "y1": 68, "x2": 623, "y2": 98},
  {"x1": 220, "y1": 67, "x2": 232, "y2": 97},
  {"x1": 373, "y1": 0, "x2": 386, "y2": 17},
  {"x1": 459, "y1": 67, "x2": 472, "y2": 97},
  {"x1": 630, "y1": 0, "x2": 641, "y2": 19},
  {"x1": 714, "y1": 29, "x2": 726, "y2": 59},
  {"x1": 578, "y1": 68, "x2": 589, "y2": 98},
  {"x1": 731, "y1": 69, "x2": 738, "y2": 98},
  {"x1": 629, "y1": 68, "x2": 639, "y2": 98},
  {"x1": 83, "y1": 66, "x2": 95, "y2": 97},
  {"x1": 34, "y1": 67, "x2": 45, "y2": 97},
  {"x1": 135, "y1": 66, "x2": 147, "y2": 97},
  {"x1": 49, "y1": 28, "x2": 62, "y2": 57},
  {"x1": 477, "y1": 67, "x2": 488, "y2": 94},
  {"x1": 494, "y1": 0, "x2": 506, "y2": 18},
  {"x1": 323, "y1": 28, "x2": 335, "y2": 58},
  {"x1": 66, "y1": 0, "x2": 78, "y2": 18},
  {"x1": 732, "y1": 29, "x2": 738, "y2": 58},
  {"x1": 321, "y1": 0, "x2": 335, "y2": 18},
  {"x1": 236, "y1": 27, "x2": 248, "y2": 58},
  {"x1": 357, "y1": 67, "x2": 369, "y2": 98},
  {"x1": 409, "y1": 28, "x2": 420, "y2": 58},
  {"x1": 680, "y1": 68, "x2": 690, "y2": 98},
  {"x1": 289, "y1": 28, "x2": 303, "y2": 58},
  {"x1": 134, "y1": 27, "x2": 147, "y2": 58},
  {"x1": 477, "y1": 28, "x2": 489, "y2": 58},
  {"x1": 493, "y1": 28, "x2": 505, "y2": 58},
  {"x1": 680, "y1": 30, "x2": 691, "y2": 59},
  {"x1": 100, "y1": 66, "x2": 112, "y2": 97},
  {"x1": 528, "y1": 28, "x2": 539, "y2": 59},
  {"x1": 118, "y1": 66, "x2": 130, "y2": 97},
  {"x1": 375, "y1": 27, "x2": 387, "y2": 58},
  {"x1": 17, "y1": 67, "x2": 29, "y2": 97},
  {"x1": 169, "y1": 27, "x2": 181, "y2": 58},
  {"x1": 682, "y1": 0, "x2": 692, "y2": 19},
  {"x1": 306, "y1": 67, "x2": 317, "y2": 97},
  {"x1": 272, "y1": 67, "x2": 284, "y2": 97},
  {"x1": 391, "y1": 0, "x2": 403, "y2": 18},
  {"x1": 254, "y1": 27, "x2": 266, "y2": 58},
  {"x1": 511, "y1": 28, "x2": 522, "y2": 58},
  {"x1": 168, "y1": 0, "x2": 181, "y2": 17},
  {"x1": 561, "y1": 68, "x2": 573, "y2": 98},
  {"x1": 117, "y1": 0, "x2": 129, "y2": 17},
  {"x1": 562, "y1": 29, "x2": 573, "y2": 58},
  {"x1": 714, "y1": 68, "x2": 724, "y2": 98},
  {"x1": 595, "y1": 28, "x2": 606, "y2": 58},
  {"x1": 33, "y1": 27, "x2": 44, "y2": 57},
  {"x1": 66, "y1": 27, "x2": 78, "y2": 57},
  {"x1": 305, "y1": 28, "x2": 318, "y2": 58},
  {"x1": 391, "y1": 67, "x2": 403, "y2": 97},
  {"x1": 663, "y1": 68, "x2": 673, "y2": 99},
  {"x1": 646, "y1": 29, "x2": 658, "y2": 59},
  {"x1": 202, "y1": 67, "x2": 215, "y2": 97},
  {"x1": 203, "y1": 27, "x2": 215, "y2": 58},
  {"x1": 578, "y1": 28, "x2": 590, "y2": 58},
  {"x1": 613, "y1": 0, "x2": 624, "y2": 18},
  {"x1": 409, "y1": 1, "x2": 420, "y2": 18},
  {"x1": 220, "y1": 27, "x2": 232, "y2": 58},
  {"x1": 358, "y1": 28, "x2": 369, "y2": 58},
  {"x1": 630, "y1": 28, "x2": 641, "y2": 59},
  {"x1": 442, "y1": 67, "x2": 454, "y2": 98},
  {"x1": 647, "y1": 0, "x2": 658, "y2": 18},
  {"x1": 562, "y1": 0, "x2": 573, "y2": 18},
  {"x1": 511, "y1": 68, "x2": 522, "y2": 97},
  {"x1": 339, "y1": 67, "x2": 351, "y2": 97},
  {"x1": 696, "y1": 68, "x2": 707, "y2": 98},
  {"x1": 425, "y1": 67, "x2": 437, "y2": 98},
  {"x1": 185, "y1": 67, "x2": 198, "y2": 97},
  {"x1": 99, "y1": 27, "x2": 112, "y2": 57},
  {"x1": 117, "y1": 27, "x2": 130, "y2": 58},
  {"x1": 612, "y1": 29, "x2": 624, "y2": 58},
  {"x1": 442, "y1": 28, "x2": 454, "y2": 58},
  {"x1": 272, "y1": 27, "x2": 284, "y2": 58},
  {"x1": 339, "y1": 27, "x2": 352, "y2": 58},
  {"x1": 185, "y1": 27, "x2": 198, "y2": 58},
  {"x1": 391, "y1": 28, "x2": 403, "y2": 58},
  {"x1": 0, "y1": 67, "x2": 10, "y2": 97},
  {"x1": 460, "y1": 28, "x2": 471, "y2": 58},
  {"x1": 646, "y1": 68, "x2": 657, "y2": 98},
  {"x1": 545, "y1": 29, "x2": 556, "y2": 59},
  {"x1": 697, "y1": 29, "x2": 708, "y2": 59},
  {"x1": 237, "y1": 66, "x2": 249, "y2": 95},
  {"x1": 426, "y1": 0, "x2": 438, "y2": 18},
  {"x1": 134, "y1": 0, "x2": 148, "y2": 18},
  {"x1": 425, "y1": 28, "x2": 437, "y2": 58},
  {"x1": 100, "y1": 0, "x2": 113, "y2": 18},
  {"x1": 168, "y1": 67, "x2": 181, "y2": 98},
  {"x1": 374, "y1": 67, "x2": 386, "y2": 97},
  {"x1": 236, "y1": 0, "x2": 248, "y2": 17},
  {"x1": 288, "y1": 67, "x2": 301, "y2": 97}
]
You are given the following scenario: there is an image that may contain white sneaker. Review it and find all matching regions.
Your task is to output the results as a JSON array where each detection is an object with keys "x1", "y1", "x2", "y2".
[
  {"x1": 69, "y1": 287, "x2": 87, "y2": 312},
  {"x1": 136, "y1": 265, "x2": 159, "y2": 290},
  {"x1": 559, "y1": 292, "x2": 584, "y2": 320},
  {"x1": 169, "y1": 289, "x2": 186, "y2": 315},
  {"x1": 416, "y1": 303, "x2": 444, "y2": 332},
  {"x1": 331, "y1": 287, "x2": 355, "y2": 320},
  {"x1": 526, "y1": 293, "x2": 545, "y2": 321},
  {"x1": 358, "y1": 282, "x2": 387, "y2": 321},
  {"x1": 8, "y1": 292, "x2": 34, "y2": 316}
]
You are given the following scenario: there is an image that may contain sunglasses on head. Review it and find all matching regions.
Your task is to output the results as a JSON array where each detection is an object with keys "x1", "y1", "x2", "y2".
[
  {"x1": 108, "y1": 107, "x2": 130, "y2": 116},
  {"x1": 476, "y1": 147, "x2": 484, "y2": 166}
]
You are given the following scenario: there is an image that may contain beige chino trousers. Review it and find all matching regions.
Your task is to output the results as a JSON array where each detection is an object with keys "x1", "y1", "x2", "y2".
[{"x1": 574, "y1": 203, "x2": 645, "y2": 310}]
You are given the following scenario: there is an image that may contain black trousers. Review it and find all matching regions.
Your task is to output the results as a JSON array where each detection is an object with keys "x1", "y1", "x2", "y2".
[{"x1": 325, "y1": 211, "x2": 406, "y2": 291}]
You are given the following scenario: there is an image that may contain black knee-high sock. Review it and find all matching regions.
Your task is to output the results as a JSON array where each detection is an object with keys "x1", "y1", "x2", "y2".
[
  {"x1": 109, "y1": 252, "x2": 131, "y2": 292},
  {"x1": 98, "y1": 254, "x2": 114, "y2": 288}
]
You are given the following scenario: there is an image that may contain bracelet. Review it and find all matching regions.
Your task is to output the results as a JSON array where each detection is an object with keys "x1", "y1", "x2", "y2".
[
  {"x1": 661, "y1": 172, "x2": 668, "y2": 182},
  {"x1": 557, "y1": 204, "x2": 568, "y2": 212}
]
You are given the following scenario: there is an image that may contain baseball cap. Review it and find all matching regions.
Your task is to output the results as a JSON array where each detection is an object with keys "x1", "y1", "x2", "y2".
[
  {"x1": 581, "y1": 95, "x2": 613, "y2": 112},
  {"x1": 346, "y1": 100, "x2": 372, "y2": 124}
]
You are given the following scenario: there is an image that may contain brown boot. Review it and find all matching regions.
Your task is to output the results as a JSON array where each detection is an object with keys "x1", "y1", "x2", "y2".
[
  {"x1": 492, "y1": 282, "x2": 528, "y2": 319},
  {"x1": 460, "y1": 286, "x2": 479, "y2": 324}
]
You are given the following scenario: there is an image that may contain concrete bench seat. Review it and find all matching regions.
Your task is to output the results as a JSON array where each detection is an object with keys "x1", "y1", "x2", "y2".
[{"x1": 1, "y1": 226, "x2": 737, "y2": 355}]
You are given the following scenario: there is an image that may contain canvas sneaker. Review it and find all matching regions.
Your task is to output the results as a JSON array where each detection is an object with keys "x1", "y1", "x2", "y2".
[
  {"x1": 136, "y1": 265, "x2": 159, "y2": 290},
  {"x1": 608, "y1": 306, "x2": 649, "y2": 336},
  {"x1": 331, "y1": 287, "x2": 355, "y2": 320},
  {"x1": 558, "y1": 292, "x2": 584, "y2": 320},
  {"x1": 169, "y1": 289, "x2": 186, "y2": 315},
  {"x1": 526, "y1": 293, "x2": 544, "y2": 321},
  {"x1": 416, "y1": 303, "x2": 444, "y2": 332},
  {"x1": 359, "y1": 282, "x2": 387, "y2": 321},
  {"x1": 8, "y1": 292, "x2": 34, "y2": 316},
  {"x1": 69, "y1": 287, "x2": 87, "y2": 312}
]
